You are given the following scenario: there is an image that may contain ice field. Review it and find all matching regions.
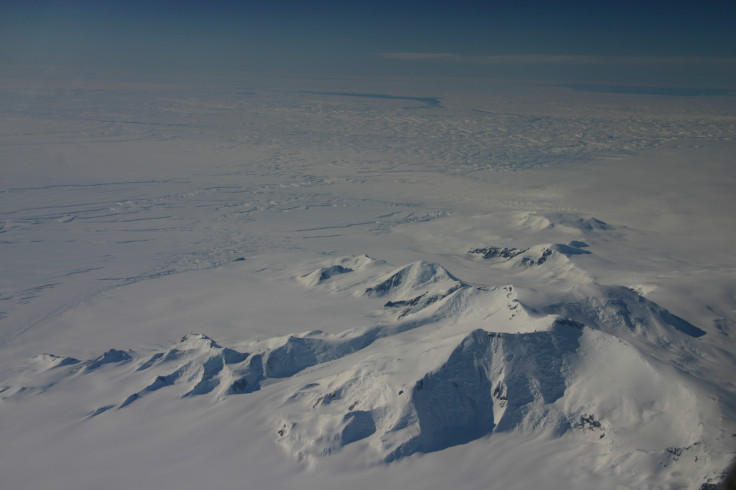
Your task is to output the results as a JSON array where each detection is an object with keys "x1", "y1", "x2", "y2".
[{"x1": 1, "y1": 76, "x2": 735, "y2": 489}]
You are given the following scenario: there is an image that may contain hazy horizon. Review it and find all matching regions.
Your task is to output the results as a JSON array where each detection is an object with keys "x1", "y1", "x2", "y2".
[{"x1": 2, "y1": 0, "x2": 735, "y2": 86}]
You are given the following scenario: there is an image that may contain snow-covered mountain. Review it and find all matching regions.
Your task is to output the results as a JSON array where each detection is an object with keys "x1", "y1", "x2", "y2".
[
  {"x1": 2, "y1": 78, "x2": 735, "y2": 490},
  {"x1": 3, "y1": 251, "x2": 732, "y2": 488}
]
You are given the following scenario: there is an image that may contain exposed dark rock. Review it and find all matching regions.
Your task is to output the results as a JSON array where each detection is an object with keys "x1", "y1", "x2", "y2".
[
  {"x1": 553, "y1": 318, "x2": 585, "y2": 329},
  {"x1": 365, "y1": 267, "x2": 410, "y2": 297},
  {"x1": 469, "y1": 246, "x2": 526, "y2": 260},
  {"x1": 317, "y1": 265, "x2": 353, "y2": 282},
  {"x1": 578, "y1": 414, "x2": 602, "y2": 430},
  {"x1": 520, "y1": 248, "x2": 553, "y2": 266}
]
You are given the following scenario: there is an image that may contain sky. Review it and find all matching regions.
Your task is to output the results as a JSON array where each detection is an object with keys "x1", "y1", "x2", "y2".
[{"x1": 1, "y1": 0, "x2": 735, "y2": 85}]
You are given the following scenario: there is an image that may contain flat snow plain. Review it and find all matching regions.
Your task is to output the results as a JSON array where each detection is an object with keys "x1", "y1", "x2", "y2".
[{"x1": 1, "y1": 76, "x2": 735, "y2": 489}]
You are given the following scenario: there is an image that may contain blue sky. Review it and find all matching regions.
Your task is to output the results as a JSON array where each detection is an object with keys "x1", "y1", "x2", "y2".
[{"x1": 2, "y1": 0, "x2": 734, "y2": 85}]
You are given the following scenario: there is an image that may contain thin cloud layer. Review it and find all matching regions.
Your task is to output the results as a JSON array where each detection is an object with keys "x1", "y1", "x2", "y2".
[{"x1": 377, "y1": 52, "x2": 736, "y2": 67}]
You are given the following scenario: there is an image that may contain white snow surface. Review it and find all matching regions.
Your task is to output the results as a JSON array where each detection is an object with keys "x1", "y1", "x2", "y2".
[{"x1": 1, "y1": 77, "x2": 735, "y2": 489}]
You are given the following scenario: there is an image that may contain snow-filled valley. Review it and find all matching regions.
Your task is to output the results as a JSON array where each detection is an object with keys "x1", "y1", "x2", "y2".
[{"x1": 1, "y1": 77, "x2": 735, "y2": 489}]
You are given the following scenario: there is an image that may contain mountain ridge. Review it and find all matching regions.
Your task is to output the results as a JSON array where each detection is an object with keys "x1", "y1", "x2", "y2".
[{"x1": 2, "y1": 252, "x2": 730, "y2": 486}]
